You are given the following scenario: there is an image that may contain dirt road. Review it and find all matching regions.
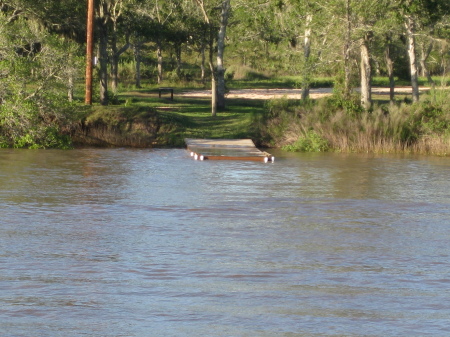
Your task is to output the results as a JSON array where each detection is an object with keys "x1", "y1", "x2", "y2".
[{"x1": 178, "y1": 87, "x2": 430, "y2": 100}]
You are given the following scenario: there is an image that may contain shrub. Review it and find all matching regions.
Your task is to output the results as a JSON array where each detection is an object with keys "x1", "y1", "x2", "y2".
[{"x1": 283, "y1": 130, "x2": 329, "y2": 152}]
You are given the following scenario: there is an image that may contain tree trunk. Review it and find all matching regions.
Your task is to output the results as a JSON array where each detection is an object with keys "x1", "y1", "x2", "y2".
[
  {"x1": 68, "y1": 74, "x2": 74, "y2": 102},
  {"x1": 200, "y1": 42, "x2": 206, "y2": 83},
  {"x1": 420, "y1": 41, "x2": 435, "y2": 87},
  {"x1": 110, "y1": 29, "x2": 118, "y2": 93},
  {"x1": 157, "y1": 42, "x2": 163, "y2": 84},
  {"x1": 384, "y1": 41, "x2": 395, "y2": 105},
  {"x1": 111, "y1": 53, "x2": 119, "y2": 93},
  {"x1": 68, "y1": 52, "x2": 74, "y2": 102},
  {"x1": 216, "y1": 0, "x2": 230, "y2": 111},
  {"x1": 175, "y1": 43, "x2": 182, "y2": 79},
  {"x1": 209, "y1": 32, "x2": 217, "y2": 117},
  {"x1": 360, "y1": 35, "x2": 371, "y2": 110},
  {"x1": 194, "y1": 0, "x2": 217, "y2": 115},
  {"x1": 111, "y1": 41, "x2": 130, "y2": 93},
  {"x1": 343, "y1": 0, "x2": 352, "y2": 99},
  {"x1": 301, "y1": 14, "x2": 312, "y2": 100},
  {"x1": 439, "y1": 47, "x2": 446, "y2": 79},
  {"x1": 134, "y1": 42, "x2": 142, "y2": 88},
  {"x1": 404, "y1": 16, "x2": 420, "y2": 103},
  {"x1": 98, "y1": 20, "x2": 109, "y2": 105},
  {"x1": 211, "y1": 75, "x2": 217, "y2": 116}
]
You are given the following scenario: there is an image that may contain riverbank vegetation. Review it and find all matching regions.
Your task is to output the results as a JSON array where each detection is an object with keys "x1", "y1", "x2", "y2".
[
  {"x1": 261, "y1": 88, "x2": 450, "y2": 155},
  {"x1": 0, "y1": 0, "x2": 449, "y2": 155}
]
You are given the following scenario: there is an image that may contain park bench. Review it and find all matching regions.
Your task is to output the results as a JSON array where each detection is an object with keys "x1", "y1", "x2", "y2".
[{"x1": 158, "y1": 87, "x2": 174, "y2": 100}]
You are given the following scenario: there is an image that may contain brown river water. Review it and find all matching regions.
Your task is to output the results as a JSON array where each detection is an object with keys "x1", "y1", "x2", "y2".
[{"x1": 1, "y1": 148, "x2": 449, "y2": 336}]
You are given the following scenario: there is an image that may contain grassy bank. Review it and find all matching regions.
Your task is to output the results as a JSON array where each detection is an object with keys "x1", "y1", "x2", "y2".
[
  {"x1": 71, "y1": 105, "x2": 160, "y2": 147},
  {"x1": 5, "y1": 74, "x2": 445, "y2": 155},
  {"x1": 261, "y1": 89, "x2": 450, "y2": 156},
  {"x1": 70, "y1": 88, "x2": 266, "y2": 148},
  {"x1": 72, "y1": 78, "x2": 449, "y2": 156}
]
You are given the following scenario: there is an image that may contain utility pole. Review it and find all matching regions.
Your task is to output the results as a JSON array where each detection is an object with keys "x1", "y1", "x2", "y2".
[{"x1": 85, "y1": 0, "x2": 95, "y2": 105}]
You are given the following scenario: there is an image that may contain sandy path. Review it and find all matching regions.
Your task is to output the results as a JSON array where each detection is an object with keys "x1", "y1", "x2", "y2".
[{"x1": 178, "y1": 87, "x2": 430, "y2": 100}]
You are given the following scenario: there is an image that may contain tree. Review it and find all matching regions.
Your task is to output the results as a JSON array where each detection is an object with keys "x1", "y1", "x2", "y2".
[
  {"x1": 95, "y1": 0, "x2": 137, "y2": 104},
  {"x1": 352, "y1": 0, "x2": 392, "y2": 110},
  {"x1": 1, "y1": 0, "x2": 85, "y2": 102},
  {"x1": 128, "y1": 11, "x2": 153, "y2": 88},
  {"x1": 216, "y1": 0, "x2": 231, "y2": 110},
  {"x1": 403, "y1": 11, "x2": 420, "y2": 102},
  {"x1": 109, "y1": 0, "x2": 132, "y2": 93},
  {"x1": 301, "y1": 12, "x2": 313, "y2": 100},
  {"x1": 383, "y1": 33, "x2": 397, "y2": 105},
  {"x1": 194, "y1": 0, "x2": 231, "y2": 116},
  {"x1": 284, "y1": 0, "x2": 323, "y2": 100},
  {"x1": 133, "y1": 0, "x2": 179, "y2": 84},
  {"x1": 96, "y1": 0, "x2": 112, "y2": 105},
  {"x1": 395, "y1": 0, "x2": 450, "y2": 102},
  {"x1": 0, "y1": 14, "x2": 79, "y2": 148}
]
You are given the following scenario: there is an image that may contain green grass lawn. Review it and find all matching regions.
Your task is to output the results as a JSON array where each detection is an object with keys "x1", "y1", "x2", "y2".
[{"x1": 119, "y1": 89, "x2": 266, "y2": 146}]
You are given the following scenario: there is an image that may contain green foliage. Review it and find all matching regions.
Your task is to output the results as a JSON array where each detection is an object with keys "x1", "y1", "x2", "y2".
[
  {"x1": 327, "y1": 91, "x2": 364, "y2": 117},
  {"x1": 283, "y1": 130, "x2": 329, "y2": 152},
  {"x1": 261, "y1": 97, "x2": 299, "y2": 139},
  {"x1": 409, "y1": 93, "x2": 450, "y2": 136},
  {"x1": 0, "y1": 15, "x2": 82, "y2": 148},
  {"x1": 107, "y1": 91, "x2": 123, "y2": 105}
]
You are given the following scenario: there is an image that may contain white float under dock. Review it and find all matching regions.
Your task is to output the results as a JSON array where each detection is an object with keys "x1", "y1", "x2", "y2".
[{"x1": 185, "y1": 138, "x2": 274, "y2": 163}]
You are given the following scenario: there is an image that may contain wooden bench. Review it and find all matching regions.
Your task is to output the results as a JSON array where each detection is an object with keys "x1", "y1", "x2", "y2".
[{"x1": 158, "y1": 87, "x2": 174, "y2": 100}]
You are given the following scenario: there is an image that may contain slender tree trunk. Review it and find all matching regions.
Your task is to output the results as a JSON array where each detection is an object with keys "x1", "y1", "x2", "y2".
[
  {"x1": 175, "y1": 43, "x2": 182, "y2": 79},
  {"x1": 200, "y1": 42, "x2": 206, "y2": 83},
  {"x1": 343, "y1": 0, "x2": 352, "y2": 99},
  {"x1": 216, "y1": 0, "x2": 230, "y2": 111},
  {"x1": 111, "y1": 53, "x2": 119, "y2": 93},
  {"x1": 157, "y1": 42, "x2": 163, "y2": 84},
  {"x1": 384, "y1": 41, "x2": 395, "y2": 105},
  {"x1": 67, "y1": 52, "x2": 74, "y2": 102},
  {"x1": 301, "y1": 14, "x2": 312, "y2": 100},
  {"x1": 360, "y1": 34, "x2": 371, "y2": 110},
  {"x1": 404, "y1": 16, "x2": 420, "y2": 102},
  {"x1": 98, "y1": 20, "x2": 109, "y2": 105},
  {"x1": 211, "y1": 74, "x2": 217, "y2": 116},
  {"x1": 85, "y1": 0, "x2": 94, "y2": 105},
  {"x1": 374, "y1": 59, "x2": 380, "y2": 76},
  {"x1": 110, "y1": 30, "x2": 118, "y2": 93},
  {"x1": 194, "y1": 0, "x2": 217, "y2": 115},
  {"x1": 134, "y1": 42, "x2": 142, "y2": 88},
  {"x1": 209, "y1": 29, "x2": 217, "y2": 117},
  {"x1": 111, "y1": 41, "x2": 130, "y2": 93},
  {"x1": 439, "y1": 48, "x2": 447, "y2": 85},
  {"x1": 68, "y1": 74, "x2": 74, "y2": 102},
  {"x1": 420, "y1": 41, "x2": 435, "y2": 87}
]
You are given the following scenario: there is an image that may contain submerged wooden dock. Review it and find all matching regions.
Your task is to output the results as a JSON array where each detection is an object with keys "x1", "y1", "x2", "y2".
[{"x1": 185, "y1": 138, "x2": 274, "y2": 163}]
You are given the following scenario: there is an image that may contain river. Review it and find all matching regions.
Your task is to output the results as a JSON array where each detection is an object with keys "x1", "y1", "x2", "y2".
[{"x1": 1, "y1": 148, "x2": 449, "y2": 336}]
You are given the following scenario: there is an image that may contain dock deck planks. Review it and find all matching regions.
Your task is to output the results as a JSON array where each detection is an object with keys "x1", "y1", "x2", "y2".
[{"x1": 185, "y1": 138, "x2": 274, "y2": 162}]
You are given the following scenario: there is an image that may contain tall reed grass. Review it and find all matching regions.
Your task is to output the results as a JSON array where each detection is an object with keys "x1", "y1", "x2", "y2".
[{"x1": 261, "y1": 89, "x2": 450, "y2": 156}]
